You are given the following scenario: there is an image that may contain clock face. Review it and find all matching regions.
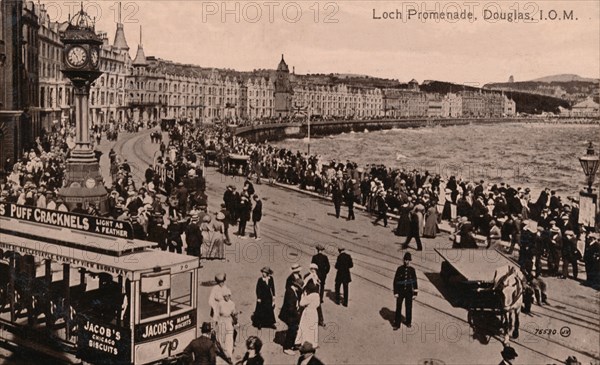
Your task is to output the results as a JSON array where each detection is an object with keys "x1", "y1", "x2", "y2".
[
  {"x1": 67, "y1": 46, "x2": 87, "y2": 68},
  {"x1": 90, "y1": 48, "x2": 99, "y2": 68},
  {"x1": 85, "y1": 178, "x2": 96, "y2": 189}
]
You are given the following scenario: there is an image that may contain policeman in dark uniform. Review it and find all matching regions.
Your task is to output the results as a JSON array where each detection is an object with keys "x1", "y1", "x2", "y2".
[{"x1": 393, "y1": 252, "x2": 418, "y2": 330}]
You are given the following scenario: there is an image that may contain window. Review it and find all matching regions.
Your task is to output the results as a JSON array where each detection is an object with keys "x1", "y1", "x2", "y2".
[
  {"x1": 140, "y1": 273, "x2": 170, "y2": 320},
  {"x1": 171, "y1": 272, "x2": 192, "y2": 314}
]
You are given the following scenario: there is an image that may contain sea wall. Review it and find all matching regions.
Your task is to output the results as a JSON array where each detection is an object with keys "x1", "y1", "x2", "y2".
[{"x1": 233, "y1": 118, "x2": 521, "y2": 143}]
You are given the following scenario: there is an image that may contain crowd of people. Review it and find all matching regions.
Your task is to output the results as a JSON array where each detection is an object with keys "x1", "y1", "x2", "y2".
[
  {"x1": 195, "y1": 241, "x2": 353, "y2": 364},
  {"x1": 159, "y1": 122, "x2": 598, "y2": 289},
  {"x1": 1, "y1": 117, "x2": 598, "y2": 364},
  {"x1": 1, "y1": 123, "x2": 75, "y2": 211}
]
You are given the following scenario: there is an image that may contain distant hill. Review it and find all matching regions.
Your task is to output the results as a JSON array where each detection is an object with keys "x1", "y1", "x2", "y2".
[{"x1": 530, "y1": 74, "x2": 598, "y2": 83}]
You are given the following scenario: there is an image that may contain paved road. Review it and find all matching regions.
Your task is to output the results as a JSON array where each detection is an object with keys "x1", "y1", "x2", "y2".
[
  {"x1": 3, "y1": 129, "x2": 598, "y2": 365},
  {"x1": 115, "y1": 129, "x2": 599, "y2": 365}
]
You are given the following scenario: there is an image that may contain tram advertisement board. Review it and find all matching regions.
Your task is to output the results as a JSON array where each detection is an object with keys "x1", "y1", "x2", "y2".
[
  {"x1": 0, "y1": 203, "x2": 133, "y2": 239},
  {"x1": 135, "y1": 310, "x2": 196, "y2": 342},
  {"x1": 76, "y1": 315, "x2": 131, "y2": 364}
]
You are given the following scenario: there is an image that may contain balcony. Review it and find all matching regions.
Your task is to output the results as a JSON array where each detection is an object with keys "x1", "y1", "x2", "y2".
[{"x1": 127, "y1": 99, "x2": 163, "y2": 107}]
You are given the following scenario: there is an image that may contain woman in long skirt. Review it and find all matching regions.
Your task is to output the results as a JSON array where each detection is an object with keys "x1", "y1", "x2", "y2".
[
  {"x1": 295, "y1": 285, "x2": 320, "y2": 348},
  {"x1": 395, "y1": 203, "x2": 412, "y2": 237},
  {"x1": 423, "y1": 203, "x2": 439, "y2": 238},
  {"x1": 204, "y1": 212, "x2": 226, "y2": 259},
  {"x1": 252, "y1": 267, "x2": 276, "y2": 329},
  {"x1": 217, "y1": 288, "x2": 237, "y2": 359}
]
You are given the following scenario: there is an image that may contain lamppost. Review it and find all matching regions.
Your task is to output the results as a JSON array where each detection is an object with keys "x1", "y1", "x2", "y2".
[{"x1": 578, "y1": 141, "x2": 600, "y2": 229}]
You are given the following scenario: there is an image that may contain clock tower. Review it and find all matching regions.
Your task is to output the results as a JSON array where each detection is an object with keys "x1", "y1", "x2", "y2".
[{"x1": 58, "y1": 4, "x2": 108, "y2": 213}]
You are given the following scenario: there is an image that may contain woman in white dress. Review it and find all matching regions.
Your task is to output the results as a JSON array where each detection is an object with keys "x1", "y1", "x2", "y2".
[
  {"x1": 295, "y1": 284, "x2": 320, "y2": 348},
  {"x1": 217, "y1": 288, "x2": 237, "y2": 359}
]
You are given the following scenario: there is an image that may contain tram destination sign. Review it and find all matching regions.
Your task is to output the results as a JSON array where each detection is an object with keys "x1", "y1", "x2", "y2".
[
  {"x1": 135, "y1": 310, "x2": 196, "y2": 342},
  {"x1": 0, "y1": 203, "x2": 134, "y2": 239}
]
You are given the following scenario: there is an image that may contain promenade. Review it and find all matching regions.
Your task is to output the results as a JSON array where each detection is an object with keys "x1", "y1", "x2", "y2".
[{"x1": 98, "y1": 129, "x2": 599, "y2": 365}]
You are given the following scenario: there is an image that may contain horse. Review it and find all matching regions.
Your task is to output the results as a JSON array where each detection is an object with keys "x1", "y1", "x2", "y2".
[{"x1": 493, "y1": 265, "x2": 524, "y2": 345}]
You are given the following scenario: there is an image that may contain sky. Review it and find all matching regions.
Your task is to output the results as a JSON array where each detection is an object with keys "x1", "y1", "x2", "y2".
[{"x1": 41, "y1": 0, "x2": 600, "y2": 85}]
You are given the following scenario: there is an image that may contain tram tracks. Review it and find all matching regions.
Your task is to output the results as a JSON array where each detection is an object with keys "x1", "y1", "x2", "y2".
[
  {"x1": 257, "y1": 199, "x2": 600, "y2": 361},
  {"x1": 261, "y1": 221, "x2": 600, "y2": 362},
  {"x1": 124, "y1": 130, "x2": 600, "y2": 362},
  {"x1": 267, "y1": 206, "x2": 600, "y2": 327}
]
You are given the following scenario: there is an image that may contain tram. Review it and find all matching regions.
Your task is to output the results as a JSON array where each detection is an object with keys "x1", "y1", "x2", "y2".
[{"x1": 0, "y1": 203, "x2": 200, "y2": 364}]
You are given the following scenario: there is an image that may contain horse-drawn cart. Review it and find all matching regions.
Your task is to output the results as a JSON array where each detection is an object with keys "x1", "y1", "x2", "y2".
[
  {"x1": 204, "y1": 149, "x2": 218, "y2": 166},
  {"x1": 435, "y1": 248, "x2": 525, "y2": 342},
  {"x1": 224, "y1": 153, "x2": 250, "y2": 176}
]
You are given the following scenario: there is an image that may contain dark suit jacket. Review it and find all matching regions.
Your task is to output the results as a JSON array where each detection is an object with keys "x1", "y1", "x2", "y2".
[
  {"x1": 311, "y1": 253, "x2": 330, "y2": 281},
  {"x1": 279, "y1": 286, "x2": 300, "y2": 325},
  {"x1": 252, "y1": 200, "x2": 262, "y2": 222},
  {"x1": 285, "y1": 272, "x2": 302, "y2": 290},
  {"x1": 335, "y1": 252, "x2": 353, "y2": 283},
  {"x1": 297, "y1": 355, "x2": 325, "y2": 365},
  {"x1": 183, "y1": 335, "x2": 217, "y2": 365},
  {"x1": 393, "y1": 265, "x2": 418, "y2": 296}
]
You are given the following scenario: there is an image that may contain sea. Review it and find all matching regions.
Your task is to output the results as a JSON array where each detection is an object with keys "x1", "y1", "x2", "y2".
[{"x1": 273, "y1": 122, "x2": 600, "y2": 198}]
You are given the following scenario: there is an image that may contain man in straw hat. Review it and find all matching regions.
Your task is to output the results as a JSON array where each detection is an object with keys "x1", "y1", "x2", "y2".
[
  {"x1": 280, "y1": 277, "x2": 303, "y2": 355},
  {"x1": 548, "y1": 225, "x2": 562, "y2": 276},
  {"x1": 562, "y1": 230, "x2": 579, "y2": 280},
  {"x1": 286, "y1": 264, "x2": 303, "y2": 291},
  {"x1": 185, "y1": 213, "x2": 202, "y2": 257}
]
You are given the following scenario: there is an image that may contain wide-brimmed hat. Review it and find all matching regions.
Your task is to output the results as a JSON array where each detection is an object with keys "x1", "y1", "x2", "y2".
[
  {"x1": 202, "y1": 215, "x2": 211, "y2": 223},
  {"x1": 309, "y1": 263, "x2": 319, "y2": 270},
  {"x1": 291, "y1": 263, "x2": 302, "y2": 272},
  {"x1": 564, "y1": 230, "x2": 575, "y2": 237},
  {"x1": 550, "y1": 226, "x2": 560, "y2": 233},
  {"x1": 216, "y1": 212, "x2": 225, "y2": 220},
  {"x1": 215, "y1": 273, "x2": 226, "y2": 283},
  {"x1": 261, "y1": 266, "x2": 273, "y2": 275},
  {"x1": 299, "y1": 342, "x2": 316, "y2": 354}
]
